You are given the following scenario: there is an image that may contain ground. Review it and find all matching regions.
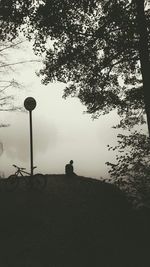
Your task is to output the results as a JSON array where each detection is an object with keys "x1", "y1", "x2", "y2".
[{"x1": 0, "y1": 174, "x2": 149, "y2": 267}]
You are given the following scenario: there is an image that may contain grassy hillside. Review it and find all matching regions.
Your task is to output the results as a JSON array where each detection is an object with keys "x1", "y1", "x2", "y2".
[{"x1": 0, "y1": 174, "x2": 149, "y2": 267}]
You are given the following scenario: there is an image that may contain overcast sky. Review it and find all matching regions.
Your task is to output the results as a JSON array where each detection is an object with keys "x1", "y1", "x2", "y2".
[{"x1": 0, "y1": 40, "x2": 123, "y2": 179}]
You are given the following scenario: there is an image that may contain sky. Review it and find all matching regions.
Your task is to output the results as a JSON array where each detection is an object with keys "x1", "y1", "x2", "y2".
[{"x1": 0, "y1": 40, "x2": 123, "y2": 179}]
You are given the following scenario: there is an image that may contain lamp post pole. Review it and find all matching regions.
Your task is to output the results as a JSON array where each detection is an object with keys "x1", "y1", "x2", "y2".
[
  {"x1": 24, "y1": 97, "x2": 36, "y2": 176},
  {"x1": 29, "y1": 110, "x2": 33, "y2": 176}
]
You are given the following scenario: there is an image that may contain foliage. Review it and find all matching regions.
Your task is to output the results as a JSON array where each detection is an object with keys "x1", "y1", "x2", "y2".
[
  {"x1": 106, "y1": 131, "x2": 150, "y2": 207},
  {"x1": 16, "y1": 0, "x2": 149, "y2": 128},
  {"x1": 0, "y1": 1, "x2": 149, "y2": 129},
  {"x1": 0, "y1": 0, "x2": 34, "y2": 41}
]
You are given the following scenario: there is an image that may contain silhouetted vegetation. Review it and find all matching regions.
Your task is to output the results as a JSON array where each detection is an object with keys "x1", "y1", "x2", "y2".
[
  {"x1": 0, "y1": 1, "x2": 149, "y2": 129},
  {"x1": 106, "y1": 132, "x2": 150, "y2": 208}
]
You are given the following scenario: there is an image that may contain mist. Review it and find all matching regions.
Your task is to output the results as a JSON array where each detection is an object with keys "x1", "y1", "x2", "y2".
[{"x1": 0, "y1": 41, "x2": 120, "y2": 179}]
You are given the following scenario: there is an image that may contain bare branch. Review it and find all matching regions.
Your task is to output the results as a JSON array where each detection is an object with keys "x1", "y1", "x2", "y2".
[
  {"x1": 0, "y1": 84, "x2": 12, "y2": 93},
  {"x1": 0, "y1": 59, "x2": 41, "y2": 68},
  {"x1": 0, "y1": 40, "x2": 26, "y2": 53}
]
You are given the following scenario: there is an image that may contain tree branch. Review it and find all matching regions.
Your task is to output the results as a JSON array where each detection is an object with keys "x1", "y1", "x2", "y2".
[
  {"x1": 0, "y1": 59, "x2": 41, "y2": 68},
  {"x1": 0, "y1": 40, "x2": 26, "y2": 53}
]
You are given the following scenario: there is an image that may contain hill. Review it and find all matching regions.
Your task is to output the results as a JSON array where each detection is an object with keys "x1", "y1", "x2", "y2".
[{"x1": 0, "y1": 174, "x2": 149, "y2": 267}]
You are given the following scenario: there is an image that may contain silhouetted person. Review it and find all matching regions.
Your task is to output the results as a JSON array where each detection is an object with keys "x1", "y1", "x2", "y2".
[{"x1": 65, "y1": 160, "x2": 76, "y2": 176}]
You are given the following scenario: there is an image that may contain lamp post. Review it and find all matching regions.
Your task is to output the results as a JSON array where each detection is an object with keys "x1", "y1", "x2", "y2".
[{"x1": 24, "y1": 97, "x2": 36, "y2": 176}]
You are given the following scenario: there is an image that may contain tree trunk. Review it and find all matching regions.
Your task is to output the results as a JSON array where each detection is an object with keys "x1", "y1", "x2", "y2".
[{"x1": 135, "y1": 0, "x2": 150, "y2": 136}]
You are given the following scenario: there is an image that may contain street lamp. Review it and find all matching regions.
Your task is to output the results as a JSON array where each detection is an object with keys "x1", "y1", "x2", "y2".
[{"x1": 24, "y1": 97, "x2": 36, "y2": 176}]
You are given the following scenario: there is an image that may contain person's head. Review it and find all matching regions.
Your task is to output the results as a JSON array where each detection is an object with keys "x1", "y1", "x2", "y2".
[{"x1": 70, "y1": 160, "x2": 73, "y2": 165}]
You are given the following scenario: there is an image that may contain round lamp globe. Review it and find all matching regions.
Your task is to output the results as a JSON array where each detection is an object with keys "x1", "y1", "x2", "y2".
[{"x1": 24, "y1": 97, "x2": 36, "y2": 111}]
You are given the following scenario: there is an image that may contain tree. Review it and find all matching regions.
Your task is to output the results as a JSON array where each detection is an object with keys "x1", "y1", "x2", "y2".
[
  {"x1": 106, "y1": 131, "x2": 150, "y2": 207},
  {"x1": 0, "y1": 1, "x2": 40, "y2": 123},
  {"x1": 135, "y1": 0, "x2": 150, "y2": 135},
  {"x1": 0, "y1": 1, "x2": 149, "y2": 132},
  {"x1": 0, "y1": 39, "x2": 24, "y2": 126},
  {"x1": 0, "y1": 0, "x2": 43, "y2": 118},
  {"x1": 14, "y1": 0, "x2": 148, "y2": 133},
  {"x1": 0, "y1": 37, "x2": 41, "y2": 127},
  {"x1": 21, "y1": 1, "x2": 150, "y2": 207},
  {"x1": 1, "y1": 2, "x2": 149, "y2": 173}
]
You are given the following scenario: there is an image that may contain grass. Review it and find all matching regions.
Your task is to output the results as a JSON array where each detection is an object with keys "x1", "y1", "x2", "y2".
[{"x1": 0, "y1": 174, "x2": 149, "y2": 267}]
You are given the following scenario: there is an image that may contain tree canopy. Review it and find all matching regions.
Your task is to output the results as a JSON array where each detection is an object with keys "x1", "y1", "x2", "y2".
[
  {"x1": 0, "y1": 0, "x2": 32, "y2": 40},
  {"x1": 0, "y1": 0, "x2": 149, "y2": 130},
  {"x1": 16, "y1": 0, "x2": 148, "y2": 129}
]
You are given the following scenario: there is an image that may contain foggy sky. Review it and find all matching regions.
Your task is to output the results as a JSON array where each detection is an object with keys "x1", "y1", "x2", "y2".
[{"x1": 0, "y1": 41, "x2": 121, "y2": 179}]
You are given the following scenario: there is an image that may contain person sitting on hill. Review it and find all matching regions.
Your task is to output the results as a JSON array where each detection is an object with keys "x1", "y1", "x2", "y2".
[{"x1": 65, "y1": 160, "x2": 76, "y2": 176}]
